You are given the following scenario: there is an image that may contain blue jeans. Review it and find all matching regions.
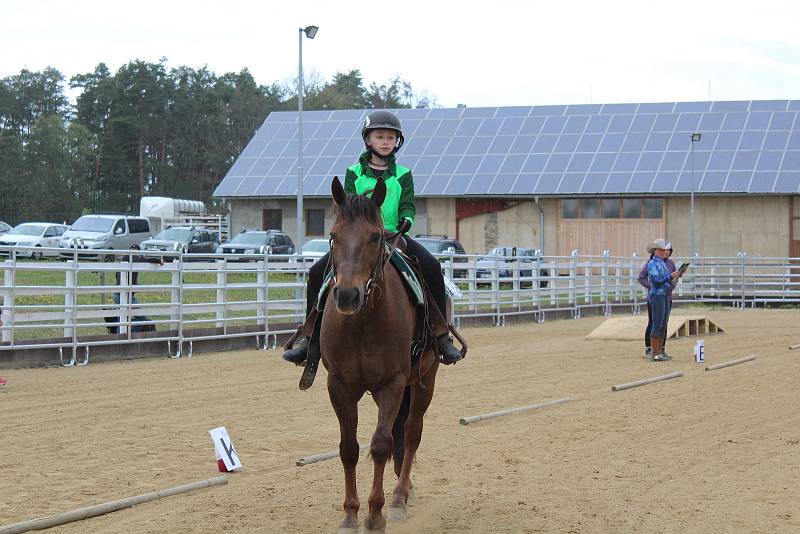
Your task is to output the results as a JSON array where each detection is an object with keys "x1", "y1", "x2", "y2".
[{"x1": 650, "y1": 294, "x2": 669, "y2": 338}]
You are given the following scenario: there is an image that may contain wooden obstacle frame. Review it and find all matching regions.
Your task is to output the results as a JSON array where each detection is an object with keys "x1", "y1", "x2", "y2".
[
  {"x1": 586, "y1": 315, "x2": 724, "y2": 341},
  {"x1": 669, "y1": 316, "x2": 723, "y2": 339}
]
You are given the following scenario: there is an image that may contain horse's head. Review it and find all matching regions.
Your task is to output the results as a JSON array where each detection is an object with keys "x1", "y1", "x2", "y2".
[{"x1": 329, "y1": 176, "x2": 387, "y2": 315}]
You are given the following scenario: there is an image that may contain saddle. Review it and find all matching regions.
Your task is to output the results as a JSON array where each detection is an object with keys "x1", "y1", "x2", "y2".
[{"x1": 315, "y1": 248, "x2": 424, "y2": 311}]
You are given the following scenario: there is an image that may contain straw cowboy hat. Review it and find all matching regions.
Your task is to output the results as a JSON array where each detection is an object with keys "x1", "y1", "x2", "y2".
[{"x1": 647, "y1": 239, "x2": 671, "y2": 254}]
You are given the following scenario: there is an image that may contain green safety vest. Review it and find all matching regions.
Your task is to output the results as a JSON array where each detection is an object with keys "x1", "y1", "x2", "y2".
[{"x1": 343, "y1": 151, "x2": 416, "y2": 232}]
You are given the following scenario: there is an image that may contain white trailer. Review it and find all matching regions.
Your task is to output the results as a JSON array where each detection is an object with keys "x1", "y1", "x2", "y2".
[{"x1": 140, "y1": 197, "x2": 229, "y2": 241}]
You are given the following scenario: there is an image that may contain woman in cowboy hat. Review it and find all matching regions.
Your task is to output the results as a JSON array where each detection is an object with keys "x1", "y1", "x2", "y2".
[
  {"x1": 638, "y1": 240, "x2": 680, "y2": 360},
  {"x1": 644, "y1": 239, "x2": 682, "y2": 362}
]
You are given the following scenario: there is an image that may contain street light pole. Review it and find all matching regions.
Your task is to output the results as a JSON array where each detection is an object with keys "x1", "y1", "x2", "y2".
[
  {"x1": 690, "y1": 133, "x2": 701, "y2": 259},
  {"x1": 296, "y1": 25, "x2": 318, "y2": 251}
]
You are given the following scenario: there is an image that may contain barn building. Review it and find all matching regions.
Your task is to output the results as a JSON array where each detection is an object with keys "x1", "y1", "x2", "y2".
[{"x1": 213, "y1": 101, "x2": 800, "y2": 258}]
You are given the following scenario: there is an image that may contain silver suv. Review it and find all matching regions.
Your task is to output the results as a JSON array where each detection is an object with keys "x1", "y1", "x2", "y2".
[{"x1": 59, "y1": 215, "x2": 152, "y2": 259}]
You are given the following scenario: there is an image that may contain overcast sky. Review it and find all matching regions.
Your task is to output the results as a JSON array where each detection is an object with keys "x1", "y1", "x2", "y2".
[{"x1": 5, "y1": 0, "x2": 800, "y2": 108}]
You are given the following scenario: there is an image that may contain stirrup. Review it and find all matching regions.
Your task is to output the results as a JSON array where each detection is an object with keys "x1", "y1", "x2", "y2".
[
  {"x1": 438, "y1": 337, "x2": 463, "y2": 365},
  {"x1": 282, "y1": 338, "x2": 309, "y2": 364}
]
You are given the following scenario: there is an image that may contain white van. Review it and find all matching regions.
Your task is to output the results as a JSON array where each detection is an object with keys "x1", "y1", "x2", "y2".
[{"x1": 59, "y1": 215, "x2": 152, "y2": 259}]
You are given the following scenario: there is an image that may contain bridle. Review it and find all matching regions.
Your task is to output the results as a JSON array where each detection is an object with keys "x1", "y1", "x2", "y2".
[{"x1": 328, "y1": 225, "x2": 404, "y2": 306}]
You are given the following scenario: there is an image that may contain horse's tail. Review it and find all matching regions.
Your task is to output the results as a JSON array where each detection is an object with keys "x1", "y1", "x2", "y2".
[{"x1": 391, "y1": 385, "x2": 411, "y2": 464}]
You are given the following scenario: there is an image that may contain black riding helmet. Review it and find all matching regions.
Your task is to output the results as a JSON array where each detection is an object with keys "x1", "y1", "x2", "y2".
[{"x1": 361, "y1": 110, "x2": 405, "y2": 154}]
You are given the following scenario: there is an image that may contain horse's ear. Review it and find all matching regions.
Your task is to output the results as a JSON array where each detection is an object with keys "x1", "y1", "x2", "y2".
[
  {"x1": 331, "y1": 176, "x2": 345, "y2": 206},
  {"x1": 372, "y1": 179, "x2": 386, "y2": 208}
]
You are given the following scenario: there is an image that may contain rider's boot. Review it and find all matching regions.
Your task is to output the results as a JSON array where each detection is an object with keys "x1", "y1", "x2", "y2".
[
  {"x1": 282, "y1": 337, "x2": 309, "y2": 364},
  {"x1": 438, "y1": 334, "x2": 463, "y2": 365}
]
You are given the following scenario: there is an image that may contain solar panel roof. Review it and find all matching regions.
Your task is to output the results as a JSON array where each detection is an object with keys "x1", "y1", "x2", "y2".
[{"x1": 213, "y1": 101, "x2": 800, "y2": 198}]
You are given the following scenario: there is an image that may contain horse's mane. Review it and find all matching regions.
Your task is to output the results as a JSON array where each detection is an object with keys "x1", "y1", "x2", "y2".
[{"x1": 336, "y1": 192, "x2": 383, "y2": 226}]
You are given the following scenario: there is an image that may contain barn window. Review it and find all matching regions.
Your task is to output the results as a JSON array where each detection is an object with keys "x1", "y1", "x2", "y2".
[
  {"x1": 643, "y1": 199, "x2": 664, "y2": 219},
  {"x1": 306, "y1": 209, "x2": 325, "y2": 236},
  {"x1": 580, "y1": 199, "x2": 601, "y2": 218},
  {"x1": 602, "y1": 199, "x2": 621, "y2": 218},
  {"x1": 561, "y1": 199, "x2": 579, "y2": 218},
  {"x1": 262, "y1": 209, "x2": 282, "y2": 231},
  {"x1": 623, "y1": 199, "x2": 642, "y2": 218}
]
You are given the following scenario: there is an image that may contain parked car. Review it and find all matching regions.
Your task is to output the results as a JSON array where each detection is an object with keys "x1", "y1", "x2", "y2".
[
  {"x1": 301, "y1": 238, "x2": 330, "y2": 261},
  {"x1": 0, "y1": 222, "x2": 69, "y2": 259},
  {"x1": 0, "y1": 221, "x2": 11, "y2": 236},
  {"x1": 59, "y1": 215, "x2": 152, "y2": 260},
  {"x1": 413, "y1": 234, "x2": 467, "y2": 277},
  {"x1": 413, "y1": 234, "x2": 466, "y2": 256},
  {"x1": 476, "y1": 246, "x2": 549, "y2": 287},
  {"x1": 140, "y1": 226, "x2": 219, "y2": 254},
  {"x1": 216, "y1": 229, "x2": 295, "y2": 258}
]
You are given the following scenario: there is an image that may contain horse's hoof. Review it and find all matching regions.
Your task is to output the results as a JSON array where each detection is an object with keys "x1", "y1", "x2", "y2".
[
  {"x1": 338, "y1": 517, "x2": 360, "y2": 534},
  {"x1": 387, "y1": 505, "x2": 407, "y2": 521},
  {"x1": 363, "y1": 518, "x2": 386, "y2": 532}
]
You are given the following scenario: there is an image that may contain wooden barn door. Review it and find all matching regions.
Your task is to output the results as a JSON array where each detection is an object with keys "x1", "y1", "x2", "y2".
[{"x1": 557, "y1": 198, "x2": 666, "y2": 257}]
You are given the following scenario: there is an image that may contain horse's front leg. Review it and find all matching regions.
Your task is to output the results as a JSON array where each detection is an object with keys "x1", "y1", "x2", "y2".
[
  {"x1": 327, "y1": 374, "x2": 361, "y2": 532},
  {"x1": 365, "y1": 376, "x2": 406, "y2": 532}
]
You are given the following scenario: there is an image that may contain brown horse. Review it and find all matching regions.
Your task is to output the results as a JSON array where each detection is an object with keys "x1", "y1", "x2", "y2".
[{"x1": 322, "y1": 176, "x2": 439, "y2": 532}]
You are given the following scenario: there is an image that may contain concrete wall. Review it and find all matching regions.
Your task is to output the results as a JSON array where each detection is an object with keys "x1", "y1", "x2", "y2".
[
  {"x1": 426, "y1": 198, "x2": 558, "y2": 255},
  {"x1": 229, "y1": 198, "x2": 336, "y2": 245},
  {"x1": 665, "y1": 196, "x2": 791, "y2": 257},
  {"x1": 425, "y1": 198, "x2": 458, "y2": 241}
]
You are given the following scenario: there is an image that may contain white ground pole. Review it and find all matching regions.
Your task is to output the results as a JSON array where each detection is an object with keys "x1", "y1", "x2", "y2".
[
  {"x1": 704, "y1": 355, "x2": 756, "y2": 371},
  {"x1": 789, "y1": 344, "x2": 800, "y2": 350},
  {"x1": 459, "y1": 397, "x2": 571, "y2": 425},
  {"x1": 0, "y1": 476, "x2": 228, "y2": 534},
  {"x1": 297, "y1": 444, "x2": 369, "y2": 466},
  {"x1": 611, "y1": 372, "x2": 684, "y2": 392}
]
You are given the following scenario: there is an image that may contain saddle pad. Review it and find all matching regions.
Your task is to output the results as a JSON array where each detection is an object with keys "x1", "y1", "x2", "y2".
[
  {"x1": 389, "y1": 250, "x2": 425, "y2": 306},
  {"x1": 443, "y1": 275, "x2": 463, "y2": 299},
  {"x1": 316, "y1": 248, "x2": 425, "y2": 310}
]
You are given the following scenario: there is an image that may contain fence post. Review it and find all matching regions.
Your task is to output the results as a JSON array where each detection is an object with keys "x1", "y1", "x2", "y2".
[
  {"x1": 64, "y1": 260, "x2": 76, "y2": 340},
  {"x1": 583, "y1": 259, "x2": 591, "y2": 305},
  {"x1": 259, "y1": 254, "x2": 268, "y2": 336},
  {"x1": 533, "y1": 251, "x2": 542, "y2": 311},
  {"x1": 468, "y1": 256, "x2": 477, "y2": 313},
  {"x1": 296, "y1": 257, "x2": 305, "y2": 321},
  {"x1": 511, "y1": 256, "x2": 520, "y2": 311},
  {"x1": 171, "y1": 263, "x2": 181, "y2": 334},
  {"x1": 492, "y1": 256, "x2": 500, "y2": 324},
  {"x1": 601, "y1": 250, "x2": 609, "y2": 308},
  {"x1": 569, "y1": 250, "x2": 578, "y2": 306},
  {"x1": 216, "y1": 259, "x2": 225, "y2": 330},
  {"x1": 118, "y1": 268, "x2": 129, "y2": 336},
  {"x1": 2, "y1": 260, "x2": 13, "y2": 343},
  {"x1": 630, "y1": 255, "x2": 639, "y2": 313},
  {"x1": 738, "y1": 251, "x2": 747, "y2": 308}
]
